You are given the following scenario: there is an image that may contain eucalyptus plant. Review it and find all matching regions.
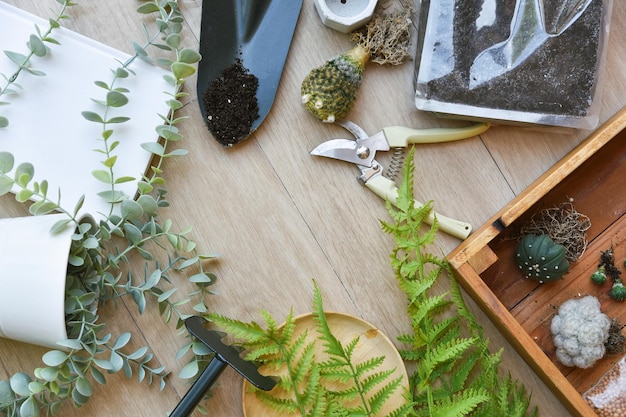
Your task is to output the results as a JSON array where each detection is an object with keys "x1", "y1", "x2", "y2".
[
  {"x1": 0, "y1": 1, "x2": 217, "y2": 416},
  {"x1": 0, "y1": 0, "x2": 76, "y2": 128}
]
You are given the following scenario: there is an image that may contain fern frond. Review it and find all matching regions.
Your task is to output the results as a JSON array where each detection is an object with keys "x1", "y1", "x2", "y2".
[
  {"x1": 360, "y1": 368, "x2": 397, "y2": 395},
  {"x1": 319, "y1": 362, "x2": 353, "y2": 385},
  {"x1": 355, "y1": 356, "x2": 386, "y2": 378},
  {"x1": 409, "y1": 293, "x2": 452, "y2": 334},
  {"x1": 430, "y1": 388, "x2": 490, "y2": 417},
  {"x1": 253, "y1": 389, "x2": 299, "y2": 414},
  {"x1": 395, "y1": 273, "x2": 438, "y2": 304},
  {"x1": 299, "y1": 361, "x2": 323, "y2": 411},
  {"x1": 207, "y1": 313, "x2": 268, "y2": 343},
  {"x1": 419, "y1": 337, "x2": 477, "y2": 383},
  {"x1": 367, "y1": 375, "x2": 404, "y2": 415},
  {"x1": 312, "y1": 282, "x2": 347, "y2": 359},
  {"x1": 290, "y1": 338, "x2": 316, "y2": 387},
  {"x1": 384, "y1": 147, "x2": 536, "y2": 417},
  {"x1": 422, "y1": 316, "x2": 460, "y2": 347}
]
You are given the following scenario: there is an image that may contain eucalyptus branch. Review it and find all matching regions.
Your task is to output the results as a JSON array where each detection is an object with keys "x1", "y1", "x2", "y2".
[
  {"x1": 0, "y1": 0, "x2": 77, "y2": 128},
  {"x1": 0, "y1": 1, "x2": 217, "y2": 415}
]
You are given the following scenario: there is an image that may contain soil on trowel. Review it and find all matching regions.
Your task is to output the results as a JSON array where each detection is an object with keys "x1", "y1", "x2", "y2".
[{"x1": 203, "y1": 59, "x2": 259, "y2": 147}]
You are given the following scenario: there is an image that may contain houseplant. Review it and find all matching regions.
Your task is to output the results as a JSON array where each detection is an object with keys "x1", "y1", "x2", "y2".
[{"x1": 0, "y1": 1, "x2": 217, "y2": 415}]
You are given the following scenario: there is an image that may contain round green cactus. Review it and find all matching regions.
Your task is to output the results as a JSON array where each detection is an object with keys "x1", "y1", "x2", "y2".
[{"x1": 515, "y1": 234, "x2": 569, "y2": 283}]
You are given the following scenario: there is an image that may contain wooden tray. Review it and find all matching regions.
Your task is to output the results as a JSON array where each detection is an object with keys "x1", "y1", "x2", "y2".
[{"x1": 448, "y1": 107, "x2": 626, "y2": 417}]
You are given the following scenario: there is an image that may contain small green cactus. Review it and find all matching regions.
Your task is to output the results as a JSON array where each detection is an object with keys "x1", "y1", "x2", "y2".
[
  {"x1": 301, "y1": 45, "x2": 369, "y2": 123},
  {"x1": 591, "y1": 267, "x2": 607, "y2": 285},
  {"x1": 609, "y1": 281, "x2": 626, "y2": 302},
  {"x1": 515, "y1": 234, "x2": 569, "y2": 283}
]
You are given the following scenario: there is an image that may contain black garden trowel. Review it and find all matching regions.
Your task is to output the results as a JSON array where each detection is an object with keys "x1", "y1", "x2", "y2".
[{"x1": 197, "y1": 0, "x2": 303, "y2": 146}]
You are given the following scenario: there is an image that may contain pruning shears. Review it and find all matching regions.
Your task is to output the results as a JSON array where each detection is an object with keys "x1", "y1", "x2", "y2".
[{"x1": 310, "y1": 121, "x2": 490, "y2": 240}]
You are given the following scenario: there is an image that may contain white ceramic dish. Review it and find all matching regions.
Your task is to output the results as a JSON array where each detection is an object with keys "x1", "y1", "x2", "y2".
[{"x1": 0, "y1": 2, "x2": 173, "y2": 216}]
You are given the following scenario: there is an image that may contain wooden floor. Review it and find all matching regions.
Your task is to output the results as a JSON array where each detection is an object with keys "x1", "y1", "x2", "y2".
[{"x1": 1, "y1": 0, "x2": 626, "y2": 416}]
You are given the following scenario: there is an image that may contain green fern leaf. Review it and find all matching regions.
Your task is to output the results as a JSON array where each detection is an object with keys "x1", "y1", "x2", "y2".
[
  {"x1": 253, "y1": 389, "x2": 299, "y2": 414},
  {"x1": 208, "y1": 313, "x2": 268, "y2": 343},
  {"x1": 431, "y1": 388, "x2": 490, "y2": 417},
  {"x1": 291, "y1": 339, "x2": 316, "y2": 387},
  {"x1": 355, "y1": 356, "x2": 385, "y2": 378},
  {"x1": 367, "y1": 375, "x2": 403, "y2": 415}
]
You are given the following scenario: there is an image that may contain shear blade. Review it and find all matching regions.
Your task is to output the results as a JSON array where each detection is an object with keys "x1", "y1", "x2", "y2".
[{"x1": 310, "y1": 139, "x2": 374, "y2": 167}]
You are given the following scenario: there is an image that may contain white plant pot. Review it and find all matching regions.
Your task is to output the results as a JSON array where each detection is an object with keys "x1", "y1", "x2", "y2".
[
  {"x1": 313, "y1": 0, "x2": 378, "y2": 33},
  {"x1": 0, "y1": 213, "x2": 75, "y2": 349}
]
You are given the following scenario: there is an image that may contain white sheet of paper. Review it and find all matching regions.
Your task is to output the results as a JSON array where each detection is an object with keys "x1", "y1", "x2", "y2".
[{"x1": 0, "y1": 2, "x2": 174, "y2": 217}]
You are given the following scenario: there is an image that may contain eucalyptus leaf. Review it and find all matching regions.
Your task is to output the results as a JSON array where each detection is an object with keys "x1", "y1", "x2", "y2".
[
  {"x1": 165, "y1": 33, "x2": 181, "y2": 49},
  {"x1": 141, "y1": 141, "x2": 165, "y2": 156},
  {"x1": 127, "y1": 346, "x2": 149, "y2": 361},
  {"x1": 178, "y1": 360, "x2": 199, "y2": 380},
  {"x1": 178, "y1": 48, "x2": 201, "y2": 64},
  {"x1": 28, "y1": 35, "x2": 47, "y2": 57},
  {"x1": 19, "y1": 396, "x2": 39, "y2": 417},
  {"x1": 123, "y1": 222, "x2": 143, "y2": 244},
  {"x1": 114, "y1": 175, "x2": 135, "y2": 184},
  {"x1": 166, "y1": 148, "x2": 188, "y2": 157},
  {"x1": 0, "y1": 116, "x2": 8, "y2": 128},
  {"x1": 113, "y1": 332, "x2": 131, "y2": 350},
  {"x1": 106, "y1": 116, "x2": 130, "y2": 124},
  {"x1": 97, "y1": 189, "x2": 126, "y2": 204},
  {"x1": 103, "y1": 155, "x2": 117, "y2": 168},
  {"x1": 71, "y1": 388, "x2": 90, "y2": 406},
  {"x1": 0, "y1": 152, "x2": 14, "y2": 173},
  {"x1": 171, "y1": 62, "x2": 195, "y2": 80},
  {"x1": 86, "y1": 369, "x2": 104, "y2": 388},
  {"x1": 14, "y1": 162, "x2": 34, "y2": 186},
  {"x1": 136, "y1": 194, "x2": 158, "y2": 216},
  {"x1": 29, "y1": 200, "x2": 59, "y2": 215},
  {"x1": 9, "y1": 373, "x2": 31, "y2": 397},
  {"x1": 157, "y1": 288, "x2": 176, "y2": 303},
  {"x1": 0, "y1": 177, "x2": 13, "y2": 196},
  {"x1": 92, "y1": 169, "x2": 112, "y2": 184},
  {"x1": 106, "y1": 91, "x2": 128, "y2": 107},
  {"x1": 115, "y1": 67, "x2": 129, "y2": 78},
  {"x1": 0, "y1": 380, "x2": 14, "y2": 403},
  {"x1": 136, "y1": 2, "x2": 160, "y2": 14},
  {"x1": 81, "y1": 111, "x2": 104, "y2": 123},
  {"x1": 23, "y1": 67, "x2": 46, "y2": 77},
  {"x1": 109, "y1": 351, "x2": 124, "y2": 373},
  {"x1": 4, "y1": 50, "x2": 28, "y2": 66},
  {"x1": 16, "y1": 189, "x2": 34, "y2": 202},
  {"x1": 42, "y1": 351, "x2": 68, "y2": 367},
  {"x1": 56, "y1": 339, "x2": 83, "y2": 350}
]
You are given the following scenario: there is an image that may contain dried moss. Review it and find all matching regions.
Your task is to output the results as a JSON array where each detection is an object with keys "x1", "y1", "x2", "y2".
[
  {"x1": 351, "y1": 7, "x2": 413, "y2": 65},
  {"x1": 520, "y1": 202, "x2": 591, "y2": 262}
]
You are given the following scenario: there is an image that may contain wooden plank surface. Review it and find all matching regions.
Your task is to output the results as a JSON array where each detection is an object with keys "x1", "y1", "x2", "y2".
[{"x1": 0, "y1": 0, "x2": 625, "y2": 416}]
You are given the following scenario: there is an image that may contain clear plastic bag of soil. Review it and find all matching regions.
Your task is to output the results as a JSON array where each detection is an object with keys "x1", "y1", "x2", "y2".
[
  {"x1": 413, "y1": 0, "x2": 614, "y2": 129},
  {"x1": 583, "y1": 355, "x2": 626, "y2": 416}
]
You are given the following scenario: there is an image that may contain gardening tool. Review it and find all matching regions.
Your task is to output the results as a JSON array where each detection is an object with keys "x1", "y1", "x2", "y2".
[
  {"x1": 469, "y1": 0, "x2": 592, "y2": 89},
  {"x1": 197, "y1": 0, "x2": 303, "y2": 142},
  {"x1": 169, "y1": 316, "x2": 277, "y2": 417},
  {"x1": 310, "y1": 121, "x2": 490, "y2": 240}
]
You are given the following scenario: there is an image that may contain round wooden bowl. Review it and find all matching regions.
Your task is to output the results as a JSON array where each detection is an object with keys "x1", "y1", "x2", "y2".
[{"x1": 242, "y1": 311, "x2": 409, "y2": 416}]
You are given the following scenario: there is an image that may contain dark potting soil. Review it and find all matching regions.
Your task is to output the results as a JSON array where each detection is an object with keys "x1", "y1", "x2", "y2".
[
  {"x1": 419, "y1": 0, "x2": 604, "y2": 118},
  {"x1": 202, "y1": 59, "x2": 259, "y2": 147}
]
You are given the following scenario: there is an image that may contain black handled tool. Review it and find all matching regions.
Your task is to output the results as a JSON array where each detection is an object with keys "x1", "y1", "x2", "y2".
[{"x1": 169, "y1": 316, "x2": 277, "y2": 417}]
